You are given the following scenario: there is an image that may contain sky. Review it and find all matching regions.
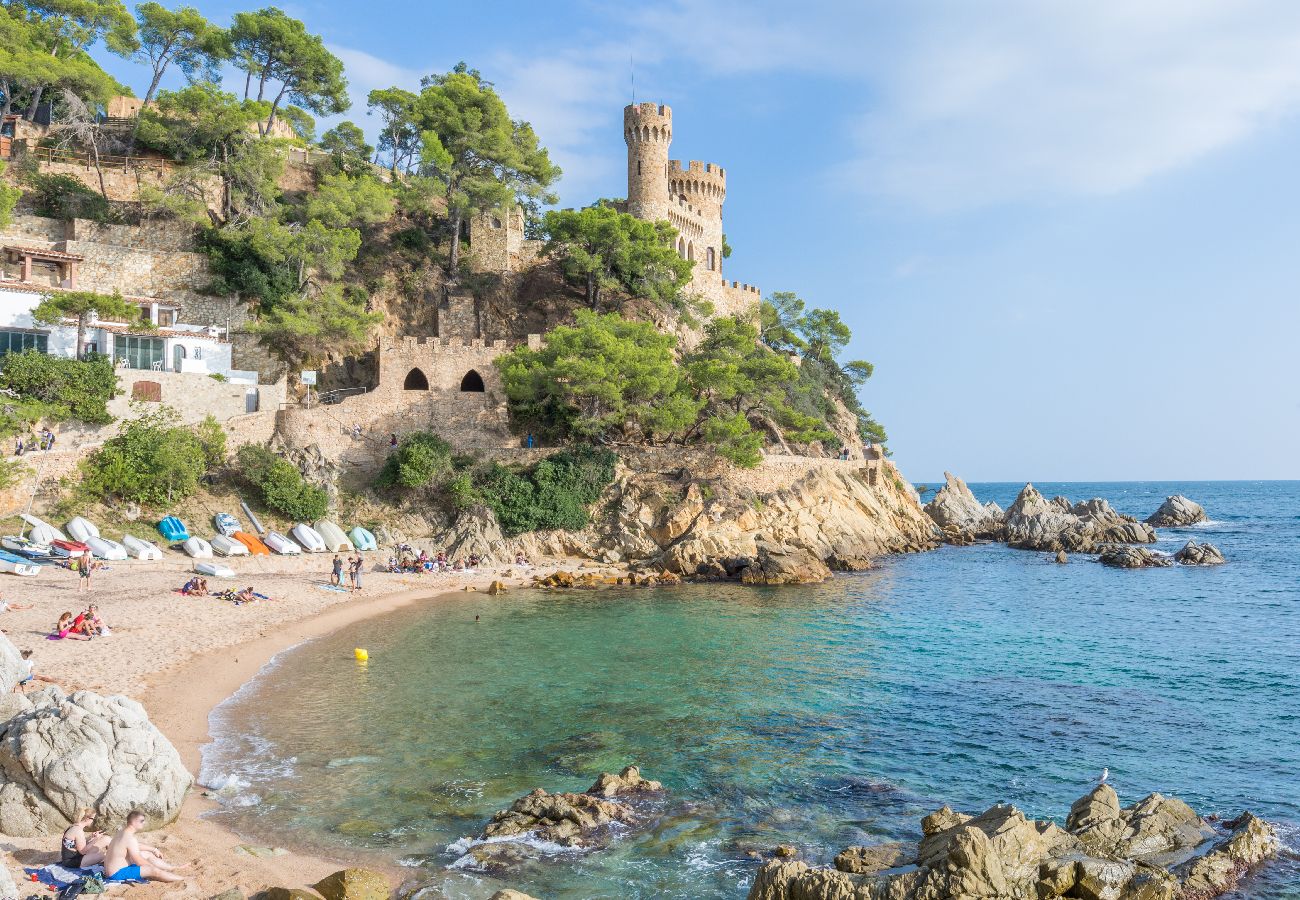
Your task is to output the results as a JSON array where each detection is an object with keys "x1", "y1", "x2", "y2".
[{"x1": 96, "y1": 0, "x2": 1300, "y2": 482}]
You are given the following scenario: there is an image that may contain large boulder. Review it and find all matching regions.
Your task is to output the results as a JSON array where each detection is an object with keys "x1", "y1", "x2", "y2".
[
  {"x1": 0, "y1": 687, "x2": 191, "y2": 836},
  {"x1": 1145, "y1": 495, "x2": 1207, "y2": 528},
  {"x1": 739, "y1": 542, "x2": 832, "y2": 586},
  {"x1": 1099, "y1": 546, "x2": 1173, "y2": 569},
  {"x1": 1174, "y1": 541, "x2": 1225, "y2": 566},
  {"x1": 312, "y1": 868, "x2": 389, "y2": 900},
  {"x1": 1003, "y1": 485, "x2": 1156, "y2": 552},
  {"x1": 1175, "y1": 813, "x2": 1278, "y2": 899},
  {"x1": 924, "y1": 472, "x2": 1004, "y2": 542}
]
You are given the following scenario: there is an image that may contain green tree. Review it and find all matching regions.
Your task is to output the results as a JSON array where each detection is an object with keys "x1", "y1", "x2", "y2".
[
  {"x1": 541, "y1": 202, "x2": 692, "y2": 309},
  {"x1": 375, "y1": 431, "x2": 452, "y2": 489},
  {"x1": 797, "y1": 307, "x2": 851, "y2": 363},
  {"x1": 277, "y1": 103, "x2": 314, "y2": 142},
  {"x1": 228, "y1": 7, "x2": 348, "y2": 137},
  {"x1": 0, "y1": 161, "x2": 20, "y2": 228},
  {"x1": 496, "y1": 310, "x2": 695, "y2": 442},
  {"x1": 366, "y1": 86, "x2": 418, "y2": 173},
  {"x1": 30, "y1": 289, "x2": 140, "y2": 359},
  {"x1": 131, "y1": 2, "x2": 228, "y2": 109},
  {"x1": 246, "y1": 283, "x2": 381, "y2": 367},
  {"x1": 80, "y1": 407, "x2": 208, "y2": 505},
  {"x1": 236, "y1": 444, "x2": 327, "y2": 520},
  {"x1": 319, "y1": 120, "x2": 373, "y2": 172},
  {"x1": 411, "y1": 65, "x2": 560, "y2": 272},
  {"x1": 0, "y1": 349, "x2": 117, "y2": 424},
  {"x1": 759, "y1": 291, "x2": 807, "y2": 353}
]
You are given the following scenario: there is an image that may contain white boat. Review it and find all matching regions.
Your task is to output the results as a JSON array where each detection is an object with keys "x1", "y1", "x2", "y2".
[
  {"x1": 122, "y1": 534, "x2": 162, "y2": 560},
  {"x1": 85, "y1": 536, "x2": 128, "y2": 561},
  {"x1": 183, "y1": 536, "x2": 214, "y2": 559},
  {"x1": 264, "y1": 532, "x2": 302, "y2": 555},
  {"x1": 313, "y1": 520, "x2": 353, "y2": 552},
  {"x1": 290, "y1": 523, "x2": 327, "y2": 553},
  {"x1": 66, "y1": 516, "x2": 101, "y2": 543},
  {"x1": 0, "y1": 550, "x2": 40, "y2": 576},
  {"x1": 2, "y1": 535, "x2": 50, "y2": 556},
  {"x1": 211, "y1": 534, "x2": 250, "y2": 557},
  {"x1": 194, "y1": 561, "x2": 235, "y2": 578},
  {"x1": 20, "y1": 514, "x2": 66, "y2": 545}
]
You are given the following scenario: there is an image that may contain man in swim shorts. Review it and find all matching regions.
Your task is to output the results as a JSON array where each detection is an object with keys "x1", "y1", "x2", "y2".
[{"x1": 103, "y1": 810, "x2": 186, "y2": 883}]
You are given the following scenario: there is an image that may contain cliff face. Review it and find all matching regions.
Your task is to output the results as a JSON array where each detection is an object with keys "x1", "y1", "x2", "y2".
[{"x1": 512, "y1": 450, "x2": 938, "y2": 576}]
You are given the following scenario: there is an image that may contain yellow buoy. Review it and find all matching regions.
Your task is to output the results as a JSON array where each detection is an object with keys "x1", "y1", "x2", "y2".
[{"x1": 354, "y1": 648, "x2": 368, "y2": 662}]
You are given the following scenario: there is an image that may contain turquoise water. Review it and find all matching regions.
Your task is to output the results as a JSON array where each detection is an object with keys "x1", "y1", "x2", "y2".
[{"x1": 202, "y1": 481, "x2": 1300, "y2": 898}]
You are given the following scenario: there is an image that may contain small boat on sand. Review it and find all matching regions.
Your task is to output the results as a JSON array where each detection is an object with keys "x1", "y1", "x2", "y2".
[
  {"x1": 21, "y1": 514, "x2": 66, "y2": 545},
  {"x1": 233, "y1": 531, "x2": 271, "y2": 555},
  {"x1": 85, "y1": 536, "x2": 128, "y2": 560},
  {"x1": 264, "y1": 532, "x2": 301, "y2": 555},
  {"x1": 290, "y1": 523, "x2": 327, "y2": 553},
  {"x1": 194, "y1": 561, "x2": 235, "y2": 578},
  {"x1": 2, "y1": 536, "x2": 50, "y2": 557},
  {"x1": 122, "y1": 535, "x2": 162, "y2": 560},
  {"x1": 182, "y1": 536, "x2": 213, "y2": 559},
  {"x1": 66, "y1": 516, "x2": 100, "y2": 543},
  {"x1": 314, "y1": 520, "x2": 353, "y2": 552},
  {"x1": 157, "y1": 516, "x2": 189, "y2": 543},
  {"x1": 51, "y1": 539, "x2": 90, "y2": 558},
  {"x1": 348, "y1": 526, "x2": 378, "y2": 551},
  {"x1": 211, "y1": 534, "x2": 250, "y2": 557},
  {"x1": 213, "y1": 513, "x2": 241, "y2": 536},
  {"x1": 0, "y1": 549, "x2": 41, "y2": 576}
]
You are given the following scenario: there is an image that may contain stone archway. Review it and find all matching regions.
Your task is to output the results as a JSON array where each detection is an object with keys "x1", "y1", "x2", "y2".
[
  {"x1": 460, "y1": 369, "x2": 485, "y2": 392},
  {"x1": 403, "y1": 367, "x2": 429, "y2": 390}
]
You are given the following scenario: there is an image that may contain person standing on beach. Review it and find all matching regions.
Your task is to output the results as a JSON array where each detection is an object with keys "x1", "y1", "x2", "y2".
[
  {"x1": 78, "y1": 550, "x2": 96, "y2": 593},
  {"x1": 330, "y1": 554, "x2": 343, "y2": 586},
  {"x1": 349, "y1": 554, "x2": 363, "y2": 592}
]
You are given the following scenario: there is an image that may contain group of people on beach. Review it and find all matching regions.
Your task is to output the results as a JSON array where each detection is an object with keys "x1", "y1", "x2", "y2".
[
  {"x1": 52, "y1": 605, "x2": 109, "y2": 641},
  {"x1": 329, "y1": 553, "x2": 365, "y2": 590},
  {"x1": 59, "y1": 808, "x2": 186, "y2": 884},
  {"x1": 385, "y1": 547, "x2": 498, "y2": 574}
]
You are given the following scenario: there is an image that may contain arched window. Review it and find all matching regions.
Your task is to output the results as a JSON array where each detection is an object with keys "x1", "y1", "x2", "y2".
[
  {"x1": 460, "y1": 369, "x2": 485, "y2": 392},
  {"x1": 707, "y1": 247, "x2": 716, "y2": 271},
  {"x1": 686, "y1": 241, "x2": 695, "y2": 262},
  {"x1": 677, "y1": 237, "x2": 685, "y2": 257},
  {"x1": 403, "y1": 367, "x2": 429, "y2": 390}
]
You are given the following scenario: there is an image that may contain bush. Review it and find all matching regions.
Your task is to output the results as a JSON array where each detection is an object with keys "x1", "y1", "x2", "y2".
[
  {"x1": 375, "y1": 431, "x2": 453, "y2": 489},
  {"x1": 196, "y1": 415, "x2": 227, "y2": 468},
  {"x1": 0, "y1": 351, "x2": 117, "y2": 428},
  {"x1": 80, "y1": 408, "x2": 209, "y2": 505},
  {"x1": 475, "y1": 446, "x2": 616, "y2": 536},
  {"x1": 236, "y1": 445, "x2": 329, "y2": 521},
  {"x1": 25, "y1": 173, "x2": 115, "y2": 223}
]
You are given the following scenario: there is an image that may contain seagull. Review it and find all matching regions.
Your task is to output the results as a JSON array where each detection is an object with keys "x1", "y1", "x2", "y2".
[{"x1": 1098, "y1": 767, "x2": 1109, "y2": 785}]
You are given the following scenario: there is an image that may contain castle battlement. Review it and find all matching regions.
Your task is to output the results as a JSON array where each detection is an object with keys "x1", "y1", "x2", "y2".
[
  {"x1": 381, "y1": 336, "x2": 522, "y2": 353},
  {"x1": 669, "y1": 159, "x2": 726, "y2": 182}
]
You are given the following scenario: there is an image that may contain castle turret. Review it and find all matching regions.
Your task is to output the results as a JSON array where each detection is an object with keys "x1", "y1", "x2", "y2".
[
  {"x1": 668, "y1": 159, "x2": 726, "y2": 224},
  {"x1": 624, "y1": 103, "x2": 672, "y2": 222}
]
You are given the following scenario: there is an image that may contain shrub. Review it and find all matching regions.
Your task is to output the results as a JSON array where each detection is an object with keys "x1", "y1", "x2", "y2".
[
  {"x1": 445, "y1": 472, "x2": 480, "y2": 512},
  {"x1": 236, "y1": 444, "x2": 329, "y2": 521},
  {"x1": 475, "y1": 446, "x2": 616, "y2": 536},
  {"x1": 25, "y1": 173, "x2": 115, "y2": 223},
  {"x1": 80, "y1": 408, "x2": 208, "y2": 505},
  {"x1": 0, "y1": 351, "x2": 117, "y2": 427},
  {"x1": 375, "y1": 431, "x2": 453, "y2": 489},
  {"x1": 196, "y1": 415, "x2": 228, "y2": 468}
]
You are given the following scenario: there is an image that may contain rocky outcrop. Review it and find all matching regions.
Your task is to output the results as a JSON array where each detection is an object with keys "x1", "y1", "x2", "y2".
[
  {"x1": 0, "y1": 685, "x2": 191, "y2": 836},
  {"x1": 489, "y1": 892, "x2": 540, "y2": 900},
  {"x1": 745, "y1": 785, "x2": 1277, "y2": 900},
  {"x1": 924, "y1": 472, "x2": 1004, "y2": 544},
  {"x1": 1099, "y1": 545, "x2": 1174, "y2": 568},
  {"x1": 739, "y1": 542, "x2": 832, "y2": 585},
  {"x1": 1002, "y1": 484, "x2": 1156, "y2": 552},
  {"x1": 1174, "y1": 540, "x2": 1225, "y2": 566},
  {"x1": 453, "y1": 766, "x2": 664, "y2": 872},
  {"x1": 312, "y1": 868, "x2": 389, "y2": 900},
  {"x1": 441, "y1": 504, "x2": 505, "y2": 562},
  {"x1": 1146, "y1": 495, "x2": 1208, "y2": 528}
]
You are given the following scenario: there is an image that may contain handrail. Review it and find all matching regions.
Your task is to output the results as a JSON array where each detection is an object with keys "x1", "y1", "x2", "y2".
[{"x1": 29, "y1": 145, "x2": 168, "y2": 172}]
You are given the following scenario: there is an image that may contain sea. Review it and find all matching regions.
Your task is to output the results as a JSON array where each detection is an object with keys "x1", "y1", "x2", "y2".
[{"x1": 199, "y1": 481, "x2": 1300, "y2": 899}]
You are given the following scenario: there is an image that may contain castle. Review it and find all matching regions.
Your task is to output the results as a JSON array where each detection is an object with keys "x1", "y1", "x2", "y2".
[{"x1": 471, "y1": 102, "x2": 761, "y2": 320}]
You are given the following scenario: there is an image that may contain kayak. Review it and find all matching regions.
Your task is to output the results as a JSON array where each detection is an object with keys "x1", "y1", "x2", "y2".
[
  {"x1": 122, "y1": 534, "x2": 162, "y2": 560},
  {"x1": 313, "y1": 520, "x2": 353, "y2": 552},
  {"x1": 158, "y1": 516, "x2": 189, "y2": 542},
  {"x1": 233, "y1": 531, "x2": 271, "y2": 555},
  {"x1": 290, "y1": 523, "x2": 327, "y2": 553},
  {"x1": 348, "y1": 526, "x2": 378, "y2": 551}
]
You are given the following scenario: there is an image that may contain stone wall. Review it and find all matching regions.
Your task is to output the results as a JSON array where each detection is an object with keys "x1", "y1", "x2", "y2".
[
  {"x1": 106, "y1": 369, "x2": 281, "y2": 425},
  {"x1": 29, "y1": 157, "x2": 223, "y2": 214}
]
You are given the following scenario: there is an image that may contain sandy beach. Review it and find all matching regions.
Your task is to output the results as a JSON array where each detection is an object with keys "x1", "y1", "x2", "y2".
[{"x1": 0, "y1": 551, "x2": 603, "y2": 898}]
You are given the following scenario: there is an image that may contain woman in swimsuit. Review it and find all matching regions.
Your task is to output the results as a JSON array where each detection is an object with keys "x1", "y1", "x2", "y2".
[
  {"x1": 61, "y1": 808, "x2": 108, "y2": 868},
  {"x1": 55, "y1": 612, "x2": 90, "y2": 641}
]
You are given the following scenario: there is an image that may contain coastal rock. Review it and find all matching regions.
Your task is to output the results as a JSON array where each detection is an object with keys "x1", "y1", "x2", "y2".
[
  {"x1": 0, "y1": 635, "x2": 26, "y2": 696},
  {"x1": 924, "y1": 471, "x2": 1004, "y2": 542},
  {"x1": 487, "y1": 580, "x2": 507, "y2": 594},
  {"x1": 1055, "y1": 550, "x2": 1069, "y2": 564},
  {"x1": 739, "y1": 542, "x2": 832, "y2": 585},
  {"x1": 259, "y1": 890, "x2": 319, "y2": 900},
  {"x1": 1174, "y1": 541, "x2": 1225, "y2": 566},
  {"x1": 442, "y1": 504, "x2": 505, "y2": 563},
  {"x1": 0, "y1": 685, "x2": 192, "y2": 836},
  {"x1": 488, "y1": 892, "x2": 540, "y2": 900},
  {"x1": 1099, "y1": 546, "x2": 1173, "y2": 568},
  {"x1": 312, "y1": 868, "x2": 389, "y2": 900},
  {"x1": 587, "y1": 765, "x2": 662, "y2": 798},
  {"x1": 1003, "y1": 484, "x2": 1156, "y2": 553},
  {"x1": 744, "y1": 785, "x2": 1277, "y2": 900},
  {"x1": 1145, "y1": 495, "x2": 1207, "y2": 528}
]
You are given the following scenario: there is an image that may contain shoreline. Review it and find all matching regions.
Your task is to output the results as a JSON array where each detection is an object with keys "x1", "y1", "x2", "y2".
[{"x1": 0, "y1": 554, "x2": 609, "y2": 897}]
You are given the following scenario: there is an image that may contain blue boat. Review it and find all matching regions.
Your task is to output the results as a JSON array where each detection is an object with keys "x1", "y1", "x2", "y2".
[
  {"x1": 348, "y1": 526, "x2": 378, "y2": 551},
  {"x1": 157, "y1": 516, "x2": 190, "y2": 542},
  {"x1": 0, "y1": 549, "x2": 41, "y2": 576}
]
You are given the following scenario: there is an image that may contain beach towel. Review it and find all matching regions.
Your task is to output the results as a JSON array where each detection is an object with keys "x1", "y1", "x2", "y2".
[
  {"x1": 24, "y1": 864, "x2": 106, "y2": 886},
  {"x1": 317, "y1": 584, "x2": 350, "y2": 593}
]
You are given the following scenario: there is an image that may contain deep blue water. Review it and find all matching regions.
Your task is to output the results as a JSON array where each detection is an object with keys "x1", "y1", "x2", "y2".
[{"x1": 202, "y1": 481, "x2": 1300, "y2": 898}]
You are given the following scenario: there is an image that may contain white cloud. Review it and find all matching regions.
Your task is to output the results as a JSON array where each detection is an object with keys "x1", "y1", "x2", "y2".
[{"x1": 625, "y1": 0, "x2": 1300, "y2": 209}]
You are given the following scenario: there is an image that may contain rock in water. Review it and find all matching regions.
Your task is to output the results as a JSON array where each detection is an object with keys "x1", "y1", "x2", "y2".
[
  {"x1": 745, "y1": 784, "x2": 1277, "y2": 900},
  {"x1": 587, "y1": 765, "x2": 662, "y2": 798},
  {"x1": 1055, "y1": 550, "x2": 1068, "y2": 564},
  {"x1": 924, "y1": 471, "x2": 1004, "y2": 542},
  {"x1": 0, "y1": 685, "x2": 191, "y2": 836},
  {"x1": 1099, "y1": 545, "x2": 1174, "y2": 568},
  {"x1": 1146, "y1": 494, "x2": 1208, "y2": 527},
  {"x1": 1003, "y1": 484, "x2": 1156, "y2": 552},
  {"x1": 1174, "y1": 540, "x2": 1226, "y2": 566},
  {"x1": 739, "y1": 542, "x2": 831, "y2": 585},
  {"x1": 312, "y1": 868, "x2": 389, "y2": 900},
  {"x1": 489, "y1": 892, "x2": 540, "y2": 900}
]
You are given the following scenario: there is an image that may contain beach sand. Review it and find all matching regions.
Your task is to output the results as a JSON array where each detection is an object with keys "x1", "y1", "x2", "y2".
[{"x1": 0, "y1": 551, "x2": 609, "y2": 898}]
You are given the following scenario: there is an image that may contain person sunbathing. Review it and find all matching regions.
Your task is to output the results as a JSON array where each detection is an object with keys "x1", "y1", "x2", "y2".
[
  {"x1": 103, "y1": 810, "x2": 185, "y2": 884},
  {"x1": 0, "y1": 592, "x2": 33, "y2": 612},
  {"x1": 54, "y1": 613, "x2": 90, "y2": 641},
  {"x1": 235, "y1": 586, "x2": 258, "y2": 604},
  {"x1": 15, "y1": 650, "x2": 56, "y2": 693},
  {"x1": 60, "y1": 808, "x2": 109, "y2": 868}
]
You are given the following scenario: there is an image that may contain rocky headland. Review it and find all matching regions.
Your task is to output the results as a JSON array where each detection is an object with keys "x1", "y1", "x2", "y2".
[{"x1": 747, "y1": 784, "x2": 1277, "y2": 900}]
